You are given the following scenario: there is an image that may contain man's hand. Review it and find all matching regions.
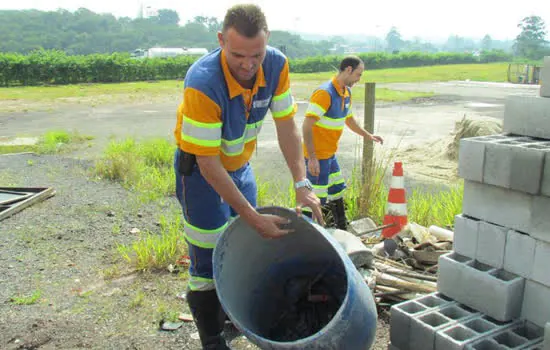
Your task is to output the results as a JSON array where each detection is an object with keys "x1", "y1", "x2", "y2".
[
  {"x1": 369, "y1": 134, "x2": 384, "y2": 145},
  {"x1": 246, "y1": 212, "x2": 293, "y2": 239},
  {"x1": 295, "y1": 187, "x2": 325, "y2": 226},
  {"x1": 307, "y1": 157, "x2": 320, "y2": 176}
]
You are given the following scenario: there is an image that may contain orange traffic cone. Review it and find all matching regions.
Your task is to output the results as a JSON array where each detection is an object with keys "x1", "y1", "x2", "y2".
[{"x1": 381, "y1": 162, "x2": 408, "y2": 238}]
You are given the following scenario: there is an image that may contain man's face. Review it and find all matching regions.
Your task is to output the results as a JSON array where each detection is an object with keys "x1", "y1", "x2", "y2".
[
  {"x1": 218, "y1": 28, "x2": 268, "y2": 83},
  {"x1": 345, "y1": 63, "x2": 365, "y2": 87}
]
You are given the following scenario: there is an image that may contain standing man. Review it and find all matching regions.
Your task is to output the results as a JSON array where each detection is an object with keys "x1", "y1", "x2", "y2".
[
  {"x1": 301, "y1": 56, "x2": 383, "y2": 230},
  {"x1": 173, "y1": 4, "x2": 324, "y2": 349}
]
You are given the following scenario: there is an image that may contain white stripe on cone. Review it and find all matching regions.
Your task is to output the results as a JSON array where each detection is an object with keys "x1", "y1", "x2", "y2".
[
  {"x1": 390, "y1": 176, "x2": 405, "y2": 189},
  {"x1": 386, "y1": 202, "x2": 408, "y2": 216}
]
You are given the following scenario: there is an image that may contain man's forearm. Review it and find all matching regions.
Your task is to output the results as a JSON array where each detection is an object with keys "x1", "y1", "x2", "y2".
[
  {"x1": 196, "y1": 155, "x2": 259, "y2": 222},
  {"x1": 275, "y1": 118, "x2": 306, "y2": 182},
  {"x1": 302, "y1": 117, "x2": 317, "y2": 161},
  {"x1": 346, "y1": 117, "x2": 371, "y2": 138}
]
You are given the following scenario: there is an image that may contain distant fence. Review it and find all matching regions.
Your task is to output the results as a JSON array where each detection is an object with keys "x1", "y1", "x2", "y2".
[{"x1": 0, "y1": 49, "x2": 512, "y2": 87}]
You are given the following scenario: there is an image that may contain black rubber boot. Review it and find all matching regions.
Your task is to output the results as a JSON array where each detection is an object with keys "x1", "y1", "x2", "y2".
[
  {"x1": 186, "y1": 289, "x2": 230, "y2": 350},
  {"x1": 331, "y1": 197, "x2": 348, "y2": 230}
]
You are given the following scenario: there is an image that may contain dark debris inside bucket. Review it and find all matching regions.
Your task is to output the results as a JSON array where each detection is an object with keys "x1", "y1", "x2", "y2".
[{"x1": 267, "y1": 268, "x2": 346, "y2": 342}]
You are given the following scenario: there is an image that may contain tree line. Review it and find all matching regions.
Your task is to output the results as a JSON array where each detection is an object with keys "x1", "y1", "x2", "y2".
[{"x1": 0, "y1": 8, "x2": 333, "y2": 58}]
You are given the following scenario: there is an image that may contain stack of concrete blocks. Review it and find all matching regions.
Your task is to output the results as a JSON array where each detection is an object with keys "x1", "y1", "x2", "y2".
[{"x1": 388, "y1": 56, "x2": 550, "y2": 350}]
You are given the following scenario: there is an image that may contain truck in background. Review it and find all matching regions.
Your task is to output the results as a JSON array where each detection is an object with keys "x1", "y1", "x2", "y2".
[{"x1": 131, "y1": 47, "x2": 209, "y2": 59}]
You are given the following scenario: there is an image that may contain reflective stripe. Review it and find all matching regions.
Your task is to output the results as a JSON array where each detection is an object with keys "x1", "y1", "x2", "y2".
[
  {"x1": 390, "y1": 176, "x2": 405, "y2": 189},
  {"x1": 345, "y1": 113, "x2": 353, "y2": 119},
  {"x1": 312, "y1": 184, "x2": 328, "y2": 198},
  {"x1": 271, "y1": 89, "x2": 295, "y2": 118},
  {"x1": 188, "y1": 276, "x2": 215, "y2": 291},
  {"x1": 221, "y1": 120, "x2": 263, "y2": 156},
  {"x1": 316, "y1": 116, "x2": 346, "y2": 130},
  {"x1": 183, "y1": 218, "x2": 228, "y2": 249},
  {"x1": 329, "y1": 172, "x2": 345, "y2": 185},
  {"x1": 181, "y1": 115, "x2": 222, "y2": 147},
  {"x1": 306, "y1": 103, "x2": 326, "y2": 118},
  {"x1": 386, "y1": 203, "x2": 408, "y2": 216},
  {"x1": 328, "y1": 188, "x2": 346, "y2": 201}
]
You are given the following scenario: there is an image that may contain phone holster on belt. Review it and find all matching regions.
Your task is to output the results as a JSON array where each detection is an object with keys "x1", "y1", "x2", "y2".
[{"x1": 178, "y1": 149, "x2": 196, "y2": 176}]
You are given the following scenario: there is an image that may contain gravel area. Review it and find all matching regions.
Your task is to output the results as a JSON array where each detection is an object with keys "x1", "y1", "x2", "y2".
[{"x1": 0, "y1": 153, "x2": 391, "y2": 350}]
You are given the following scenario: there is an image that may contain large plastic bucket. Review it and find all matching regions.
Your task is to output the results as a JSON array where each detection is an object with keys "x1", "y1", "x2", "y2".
[{"x1": 212, "y1": 206, "x2": 378, "y2": 350}]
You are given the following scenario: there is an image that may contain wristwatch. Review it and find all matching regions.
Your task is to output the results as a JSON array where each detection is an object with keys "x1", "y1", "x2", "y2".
[{"x1": 295, "y1": 178, "x2": 313, "y2": 191}]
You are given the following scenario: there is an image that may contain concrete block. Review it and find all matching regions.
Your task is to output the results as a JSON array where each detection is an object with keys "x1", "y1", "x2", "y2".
[
  {"x1": 390, "y1": 300, "x2": 429, "y2": 350},
  {"x1": 532, "y1": 241, "x2": 550, "y2": 287},
  {"x1": 465, "y1": 320, "x2": 544, "y2": 349},
  {"x1": 435, "y1": 323, "x2": 479, "y2": 350},
  {"x1": 544, "y1": 323, "x2": 550, "y2": 350},
  {"x1": 543, "y1": 152, "x2": 550, "y2": 197},
  {"x1": 483, "y1": 136, "x2": 533, "y2": 188},
  {"x1": 415, "y1": 292, "x2": 456, "y2": 309},
  {"x1": 476, "y1": 221, "x2": 507, "y2": 268},
  {"x1": 453, "y1": 214, "x2": 480, "y2": 259},
  {"x1": 541, "y1": 56, "x2": 550, "y2": 98},
  {"x1": 504, "y1": 95, "x2": 550, "y2": 140},
  {"x1": 504, "y1": 230, "x2": 536, "y2": 279},
  {"x1": 510, "y1": 142, "x2": 550, "y2": 195},
  {"x1": 530, "y1": 195, "x2": 550, "y2": 244},
  {"x1": 390, "y1": 292, "x2": 457, "y2": 350},
  {"x1": 478, "y1": 135, "x2": 550, "y2": 194},
  {"x1": 437, "y1": 252, "x2": 474, "y2": 303},
  {"x1": 458, "y1": 136, "x2": 494, "y2": 182},
  {"x1": 457, "y1": 260, "x2": 525, "y2": 322},
  {"x1": 521, "y1": 280, "x2": 550, "y2": 328},
  {"x1": 410, "y1": 304, "x2": 478, "y2": 350},
  {"x1": 463, "y1": 180, "x2": 531, "y2": 235},
  {"x1": 435, "y1": 315, "x2": 516, "y2": 350}
]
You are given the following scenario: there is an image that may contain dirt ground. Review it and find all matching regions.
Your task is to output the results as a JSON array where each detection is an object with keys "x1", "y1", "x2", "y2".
[{"x1": 0, "y1": 80, "x2": 540, "y2": 349}]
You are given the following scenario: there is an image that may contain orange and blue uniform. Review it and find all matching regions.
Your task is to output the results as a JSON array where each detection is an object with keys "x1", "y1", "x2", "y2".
[
  {"x1": 173, "y1": 46, "x2": 296, "y2": 291},
  {"x1": 303, "y1": 77, "x2": 352, "y2": 206}
]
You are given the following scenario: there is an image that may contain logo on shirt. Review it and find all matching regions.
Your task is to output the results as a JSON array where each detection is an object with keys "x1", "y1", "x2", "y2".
[
  {"x1": 345, "y1": 103, "x2": 350, "y2": 109},
  {"x1": 253, "y1": 96, "x2": 272, "y2": 109}
]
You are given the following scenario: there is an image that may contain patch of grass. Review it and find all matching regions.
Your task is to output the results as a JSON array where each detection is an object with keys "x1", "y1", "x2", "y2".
[
  {"x1": 94, "y1": 137, "x2": 175, "y2": 202},
  {"x1": 0, "y1": 63, "x2": 506, "y2": 107},
  {"x1": 256, "y1": 176, "x2": 295, "y2": 208},
  {"x1": 408, "y1": 181, "x2": 464, "y2": 228},
  {"x1": 346, "y1": 155, "x2": 392, "y2": 224},
  {"x1": 130, "y1": 291, "x2": 146, "y2": 309},
  {"x1": 344, "y1": 146, "x2": 462, "y2": 228},
  {"x1": 117, "y1": 210, "x2": 186, "y2": 271},
  {"x1": 0, "y1": 130, "x2": 93, "y2": 155},
  {"x1": 0, "y1": 80, "x2": 183, "y2": 102},
  {"x1": 290, "y1": 62, "x2": 510, "y2": 84},
  {"x1": 10, "y1": 290, "x2": 42, "y2": 305},
  {"x1": 0, "y1": 144, "x2": 36, "y2": 154}
]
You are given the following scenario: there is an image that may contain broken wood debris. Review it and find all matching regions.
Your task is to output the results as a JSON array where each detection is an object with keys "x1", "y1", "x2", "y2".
[{"x1": 346, "y1": 219, "x2": 453, "y2": 305}]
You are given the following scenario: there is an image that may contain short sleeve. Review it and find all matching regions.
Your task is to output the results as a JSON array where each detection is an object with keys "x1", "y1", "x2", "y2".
[
  {"x1": 305, "y1": 89, "x2": 331, "y2": 121},
  {"x1": 269, "y1": 58, "x2": 297, "y2": 121},
  {"x1": 174, "y1": 87, "x2": 222, "y2": 156}
]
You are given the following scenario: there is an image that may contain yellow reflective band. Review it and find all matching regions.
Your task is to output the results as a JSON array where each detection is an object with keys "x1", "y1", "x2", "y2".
[
  {"x1": 306, "y1": 102, "x2": 326, "y2": 118},
  {"x1": 183, "y1": 218, "x2": 228, "y2": 249},
  {"x1": 188, "y1": 276, "x2": 215, "y2": 291}
]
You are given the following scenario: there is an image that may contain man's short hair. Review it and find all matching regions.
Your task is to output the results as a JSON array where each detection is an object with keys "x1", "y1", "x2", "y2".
[
  {"x1": 222, "y1": 4, "x2": 268, "y2": 38},
  {"x1": 339, "y1": 56, "x2": 363, "y2": 72}
]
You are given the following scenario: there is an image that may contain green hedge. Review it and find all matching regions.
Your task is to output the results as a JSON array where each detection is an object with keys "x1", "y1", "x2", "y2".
[
  {"x1": 0, "y1": 49, "x2": 512, "y2": 87},
  {"x1": 0, "y1": 50, "x2": 195, "y2": 86},
  {"x1": 289, "y1": 50, "x2": 512, "y2": 73}
]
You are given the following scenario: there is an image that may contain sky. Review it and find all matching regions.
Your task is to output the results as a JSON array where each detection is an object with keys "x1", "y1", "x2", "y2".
[{"x1": 1, "y1": 0, "x2": 549, "y2": 41}]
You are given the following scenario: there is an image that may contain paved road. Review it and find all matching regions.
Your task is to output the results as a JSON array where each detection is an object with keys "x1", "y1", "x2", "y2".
[{"x1": 0, "y1": 81, "x2": 540, "y2": 187}]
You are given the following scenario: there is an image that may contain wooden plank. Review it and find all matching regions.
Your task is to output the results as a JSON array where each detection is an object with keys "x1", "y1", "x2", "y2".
[{"x1": 0, "y1": 187, "x2": 56, "y2": 221}]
